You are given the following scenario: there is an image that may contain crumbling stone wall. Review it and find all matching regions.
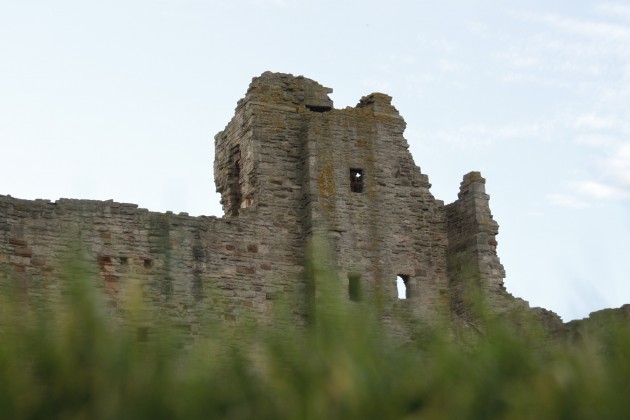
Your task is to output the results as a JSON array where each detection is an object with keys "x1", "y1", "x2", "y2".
[
  {"x1": 445, "y1": 173, "x2": 565, "y2": 332},
  {"x1": 0, "y1": 198, "x2": 286, "y2": 335},
  {"x1": 446, "y1": 172, "x2": 508, "y2": 318},
  {"x1": 0, "y1": 71, "x2": 605, "y2": 336}
]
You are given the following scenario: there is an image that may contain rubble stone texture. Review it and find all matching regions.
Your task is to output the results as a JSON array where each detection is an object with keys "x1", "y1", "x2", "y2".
[{"x1": 0, "y1": 72, "x2": 621, "y2": 336}]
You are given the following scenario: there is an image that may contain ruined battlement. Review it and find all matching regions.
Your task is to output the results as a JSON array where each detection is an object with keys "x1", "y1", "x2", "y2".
[{"x1": 3, "y1": 71, "x2": 618, "y2": 337}]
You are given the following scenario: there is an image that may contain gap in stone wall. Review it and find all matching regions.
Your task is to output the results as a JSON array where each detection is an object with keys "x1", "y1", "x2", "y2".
[{"x1": 397, "y1": 275, "x2": 409, "y2": 299}]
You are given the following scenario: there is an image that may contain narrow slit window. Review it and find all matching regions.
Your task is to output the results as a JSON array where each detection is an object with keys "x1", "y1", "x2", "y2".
[
  {"x1": 397, "y1": 275, "x2": 410, "y2": 299},
  {"x1": 229, "y1": 146, "x2": 242, "y2": 216},
  {"x1": 348, "y1": 273, "x2": 361, "y2": 301},
  {"x1": 350, "y1": 169, "x2": 364, "y2": 193}
]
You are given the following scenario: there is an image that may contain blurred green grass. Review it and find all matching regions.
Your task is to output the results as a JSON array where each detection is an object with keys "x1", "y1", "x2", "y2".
[{"x1": 1, "y1": 251, "x2": 629, "y2": 419}]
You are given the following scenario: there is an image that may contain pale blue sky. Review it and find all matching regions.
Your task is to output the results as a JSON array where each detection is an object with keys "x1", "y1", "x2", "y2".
[{"x1": 1, "y1": 0, "x2": 629, "y2": 320}]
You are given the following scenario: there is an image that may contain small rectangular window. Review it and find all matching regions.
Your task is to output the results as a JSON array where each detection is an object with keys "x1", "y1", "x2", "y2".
[
  {"x1": 397, "y1": 275, "x2": 410, "y2": 299},
  {"x1": 348, "y1": 273, "x2": 361, "y2": 301},
  {"x1": 350, "y1": 169, "x2": 364, "y2": 193}
]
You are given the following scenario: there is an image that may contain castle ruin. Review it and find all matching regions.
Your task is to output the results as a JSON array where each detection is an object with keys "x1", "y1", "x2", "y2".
[{"x1": 2, "y1": 72, "x2": 624, "y2": 336}]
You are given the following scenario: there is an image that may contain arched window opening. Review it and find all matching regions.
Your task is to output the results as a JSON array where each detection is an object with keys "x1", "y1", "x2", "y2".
[{"x1": 397, "y1": 275, "x2": 410, "y2": 299}]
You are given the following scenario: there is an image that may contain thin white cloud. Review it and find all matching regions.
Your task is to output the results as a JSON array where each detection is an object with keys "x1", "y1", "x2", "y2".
[
  {"x1": 386, "y1": 53, "x2": 417, "y2": 65},
  {"x1": 415, "y1": 35, "x2": 458, "y2": 54},
  {"x1": 501, "y1": 8, "x2": 630, "y2": 94},
  {"x1": 466, "y1": 20, "x2": 490, "y2": 37},
  {"x1": 597, "y1": 3, "x2": 630, "y2": 22},
  {"x1": 574, "y1": 134, "x2": 617, "y2": 148},
  {"x1": 574, "y1": 113, "x2": 619, "y2": 130},
  {"x1": 500, "y1": 36, "x2": 624, "y2": 76},
  {"x1": 530, "y1": 12, "x2": 630, "y2": 42},
  {"x1": 547, "y1": 193, "x2": 591, "y2": 209},
  {"x1": 361, "y1": 78, "x2": 392, "y2": 94},
  {"x1": 603, "y1": 143, "x2": 630, "y2": 189},
  {"x1": 574, "y1": 181, "x2": 629, "y2": 200},
  {"x1": 433, "y1": 121, "x2": 554, "y2": 149},
  {"x1": 437, "y1": 59, "x2": 470, "y2": 72},
  {"x1": 507, "y1": 55, "x2": 541, "y2": 69},
  {"x1": 565, "y1": 143, "x2": 630, "y2": 202}
]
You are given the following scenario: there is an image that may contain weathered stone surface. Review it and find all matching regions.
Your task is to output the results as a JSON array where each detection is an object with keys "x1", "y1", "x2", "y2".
[{"x1": 0, "y1": 71, "x2": 624, "y2": 336}]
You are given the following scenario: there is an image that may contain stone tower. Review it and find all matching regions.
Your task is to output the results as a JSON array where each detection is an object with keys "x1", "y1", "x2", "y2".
[{"x1": 213, "y1": 72, "x2": 511, "y2": 325}]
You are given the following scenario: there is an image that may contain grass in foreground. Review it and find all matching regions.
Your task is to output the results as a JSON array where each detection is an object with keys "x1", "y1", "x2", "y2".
[{"x1": 1, "y1": 257, "x2": 629, "y2": 419}]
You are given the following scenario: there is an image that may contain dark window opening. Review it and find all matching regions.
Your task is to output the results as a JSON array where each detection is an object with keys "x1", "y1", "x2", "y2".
[
  {"x1": 192, "y1": 246, "x2": 205, "y2": 262},
  {"x1": 229, "y1": 145, "x2": 242, "y2": 217},
  {"x1": 137, "y1": 327, "x2": 149, "y2": 342},
  {"x1": 144, "y1": 259, "x2": 152, "y2": 269},
  {"x1": 118, "y1": 257, "x2": 128, "y2": 265},
  {"x1": 348, "y1": 273, "x2": 361, "y2": 301},
  {"x1": 306, "y1": 104, "x2": 332, "y2": 113},
  {"x1": 350, "y1": 169, "x2": 364, "y2": 193},
  {"x1": 397, "y1": 275, "x2": 410, "y2": 299}
]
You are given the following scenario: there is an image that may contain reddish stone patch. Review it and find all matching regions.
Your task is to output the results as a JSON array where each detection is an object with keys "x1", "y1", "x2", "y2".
[
  {"x1": 225, "y1": 244, "x2": 235, "y2": 251},
  {"x1": 104, "y1": 275, "x2": 119, "y2": 283},
  {"x1": 260, "y1": 263, "x2": 272, "y2": 270},
  {"x1": 97, "y1": 255, "x2": 112, "y2": 267},
  {"x1": 9, "y1": 237, "x2": 27, "y2": 246},
  {"x1": 236, "y1": 266, "x2": 255, "y2": 275},
  {"x1": 101, "y1": 256, "x2": 112, "y2": 263},
  {"x1": 247, "y1": 244, "x2": 258, "y2": 253},
  {"x1": 15, "y1": 247, "x2": 32, "y2": 257}
]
